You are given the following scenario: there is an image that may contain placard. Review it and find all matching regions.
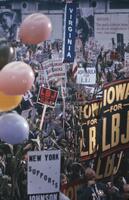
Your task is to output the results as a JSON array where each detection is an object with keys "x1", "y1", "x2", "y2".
[
  {"x1": 125, "y1": 52, "x2": 129, "y2": 66},
  {"x1": 76, "y1": 67, "x2": 96, "y2": 85},
  {"x1": 37, "y1": 87, "x2": 58, "y2": 108},
  {"x1": 27, "y1": 150, "x2": 61, "y2": 200},
  {"x1": 38, "y1": 59, "x2": 66, "y2": 84},
  {"x1": 46, "y1": 60, "x2": 66, "y2": 81}
]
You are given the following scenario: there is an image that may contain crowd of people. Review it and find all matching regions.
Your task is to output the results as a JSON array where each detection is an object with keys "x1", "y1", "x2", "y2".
[
  {"x1": 0, "y1": 7, "x2": 129, "y2": 200},
  {"x1": 0, "y1": 36, "x2": 128, "y2": 199}
]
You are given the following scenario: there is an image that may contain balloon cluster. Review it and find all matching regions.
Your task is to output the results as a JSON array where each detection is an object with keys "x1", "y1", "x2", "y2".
[{"x1": 0, "y1": 13, "x2": 52, "y2": 144}]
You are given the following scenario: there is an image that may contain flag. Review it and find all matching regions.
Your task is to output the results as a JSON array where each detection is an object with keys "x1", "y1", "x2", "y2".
[{"x1": 72, "y1": 59, "x2": 78, "y2": 80}]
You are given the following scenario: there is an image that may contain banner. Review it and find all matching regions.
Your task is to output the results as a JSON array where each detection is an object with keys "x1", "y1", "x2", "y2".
[
  {"x1": 94, "y1": 151, "x2": 123, "y2": 180},
  {"x1": 27, "y1": 150, "x2": 61, "y2": 200},
  {"x1": 79, "y1": 79, "x2": 129, "y2": 160},
  {"x1": 79, "y1": 99, "x2": 102, "y2": 161},
  {"x1": 63, "y1": 3, "x2": 76, "y2": 63},
  {"x1": 101, "y1": 79, "x2": 129, "y2": 156},
  {"x1": 37, "y1": 87, "x2": 58, "y2": 108}
]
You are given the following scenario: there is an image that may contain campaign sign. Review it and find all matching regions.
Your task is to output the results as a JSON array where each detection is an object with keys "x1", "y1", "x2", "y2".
[
  {"x1": 46, "y1": 59, "x2": 66, "y2": 81},
  {"x1": 63, "y1": 3, "x2": 76, "y2": 63},
  {"x1": 27, "y1": 150, "x2": 61, "y2": 200},
  {"x1": 125, "y1": 52, "x2": 129, "y2": 65},
  {"x1": 76, "y1": 67, "x2": 96, "y2": 85},
  {"x1": 37, "y1": 87, "x2": 58, "y2": 108}
]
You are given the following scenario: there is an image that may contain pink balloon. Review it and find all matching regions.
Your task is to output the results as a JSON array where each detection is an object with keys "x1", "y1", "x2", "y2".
[
  {"x1": 0, "y1": 61, "x2": 35, "y2": 95},
  {"x1": 19, "y1": 13, "x2": 52, "y2": 44}
]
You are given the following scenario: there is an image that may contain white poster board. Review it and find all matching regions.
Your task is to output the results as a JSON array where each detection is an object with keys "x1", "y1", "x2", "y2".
[
  {"x1": 125, "y1": 52, "x2": 129, "y2": 66},
  {"x1": 27, "y1": 150, "x2": 61, "y2": 199},
  {"x1": 46, "y1": 60, "x2": 66, "y2": 81},
  {"x1": 76, "y1": 67, "x2": 96, "y2": 85},
  {"x1": 38, "y1": 59, "x2": 66, "y2": 84},
  {"x1": 95, "y1": 14, "x2": 129, "y2": 49}
]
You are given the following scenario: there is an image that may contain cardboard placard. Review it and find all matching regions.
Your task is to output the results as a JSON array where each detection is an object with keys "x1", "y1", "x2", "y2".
[
  {"x1": 27, "y1": 150, "x2": 61, "y2": 200},
  {"x1": 37, "y1": 87, "x2": 58, "y2": 108}
]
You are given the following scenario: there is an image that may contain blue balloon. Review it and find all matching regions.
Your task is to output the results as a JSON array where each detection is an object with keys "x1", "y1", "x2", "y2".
[{"x1": 0, "y1": 113, "x2": 29, "y2": 145}]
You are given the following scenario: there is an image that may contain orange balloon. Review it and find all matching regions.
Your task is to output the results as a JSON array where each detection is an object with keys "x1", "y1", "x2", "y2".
[
  {"x1": 19, "y1": 13, "x2": 52, "y2": 44},
  {"x1": 0, "y1": 91, "x2": 22, "y2": 112}
]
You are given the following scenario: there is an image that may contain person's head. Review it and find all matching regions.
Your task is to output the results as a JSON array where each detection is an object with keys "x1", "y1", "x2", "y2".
[
  {"x1": 123, "y1": 184, "x2": 129, "y2": 193},
  {"x1": 1, "y1": 11, "x2": 14, "y2": 29},
  {"x1": 60, "y1": 173, "x2": 68, "y2": 186},
  {"x1": 85, "y1": 167, "x2": 96, "y2": 182}
]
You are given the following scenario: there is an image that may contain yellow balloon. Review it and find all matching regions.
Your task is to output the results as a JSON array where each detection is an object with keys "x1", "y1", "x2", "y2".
[{"x1": 0, "y1": 91, "x2": 22, "y2": 112}]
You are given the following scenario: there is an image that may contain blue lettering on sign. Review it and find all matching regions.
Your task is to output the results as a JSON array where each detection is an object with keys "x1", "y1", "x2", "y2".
[{"x1": 63, "y1": 3, "x2": 76, "y2": 63}]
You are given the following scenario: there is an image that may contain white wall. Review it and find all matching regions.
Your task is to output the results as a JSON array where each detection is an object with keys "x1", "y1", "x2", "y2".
[{"x1": 11, "y1": 0, "x2": 129, "y2": 42}]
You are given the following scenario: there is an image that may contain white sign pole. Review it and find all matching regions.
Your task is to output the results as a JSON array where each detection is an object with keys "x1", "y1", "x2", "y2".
[{"x1": 39, "y1": 105, "x2": 47, "y2": 130}]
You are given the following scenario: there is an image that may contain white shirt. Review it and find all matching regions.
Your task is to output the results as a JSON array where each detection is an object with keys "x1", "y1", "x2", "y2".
[{"x1": 59, "y1": 192, "x2": 70, "y2": 200}]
